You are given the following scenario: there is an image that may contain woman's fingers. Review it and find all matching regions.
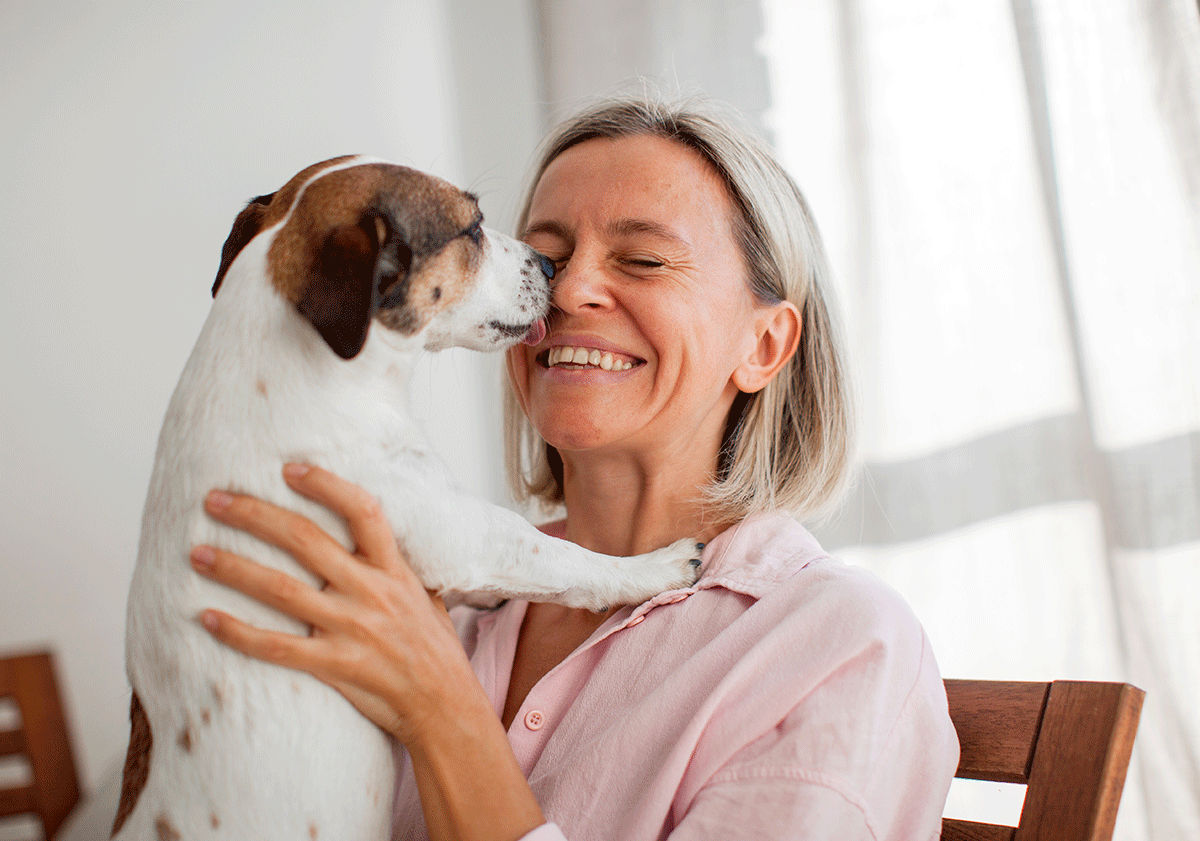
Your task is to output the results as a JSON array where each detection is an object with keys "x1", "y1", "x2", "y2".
[
  {"x1": 281, "y1": 464, "x2": 413, "y2": 578},
  {"x1": 199, "y1": 607, "x2": 340, "y2": 677},
  {"x1": 191, "y1": 545, "x2": 343, "y2": 631},
  {"x1": 203, "y1": 488, "x2": 363, "y2": 593}
]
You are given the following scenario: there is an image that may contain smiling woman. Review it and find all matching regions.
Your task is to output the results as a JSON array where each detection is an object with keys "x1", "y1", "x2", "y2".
[
  {"x1": 504, "y1": 99, "x2": 853, "y2": 528},
  {"x1": 393, "y1": 96, "x2": 957, "y2": 839}
]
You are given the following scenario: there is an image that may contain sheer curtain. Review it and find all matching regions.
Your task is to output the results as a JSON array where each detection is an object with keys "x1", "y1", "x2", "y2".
[
  {"x1": 763, "y1": 1, "x2": 1199, "y2": 836},
  {"x1": 536, "y1": 0, "x2": 1200, "y2": 837}
]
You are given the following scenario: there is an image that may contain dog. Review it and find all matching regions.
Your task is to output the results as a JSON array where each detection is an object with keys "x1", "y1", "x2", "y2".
[{"x1": 111, "y1": 155, "x2": 702, "y2": 840}]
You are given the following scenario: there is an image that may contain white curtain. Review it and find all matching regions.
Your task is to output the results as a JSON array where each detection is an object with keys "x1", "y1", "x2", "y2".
[{"x1": 537, "y1": 0, "x2": 1200, "y2": 837}]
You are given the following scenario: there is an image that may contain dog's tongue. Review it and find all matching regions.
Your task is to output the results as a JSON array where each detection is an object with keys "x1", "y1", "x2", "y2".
[{"x1": 522, "y1": 318, "x2": 547, "y2": 346}]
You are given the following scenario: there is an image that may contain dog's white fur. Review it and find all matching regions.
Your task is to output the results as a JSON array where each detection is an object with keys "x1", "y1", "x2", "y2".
[{"x1": 115, "y1": 158, "x2": 699, "y2": 840}]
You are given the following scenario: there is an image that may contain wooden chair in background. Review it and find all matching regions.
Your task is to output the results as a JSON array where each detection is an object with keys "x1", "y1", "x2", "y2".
[
  {"x1": 0, "y1": 651, "x2": 81, "y2": 840},
  {"x1": 942, "y1": 679, "x2": 1144, "y2": 841}
]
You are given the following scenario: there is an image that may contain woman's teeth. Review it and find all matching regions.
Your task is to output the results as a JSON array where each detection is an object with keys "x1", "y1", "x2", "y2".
[{"x1": 546, "y1": 345, "x2": 636, "y2": 371}]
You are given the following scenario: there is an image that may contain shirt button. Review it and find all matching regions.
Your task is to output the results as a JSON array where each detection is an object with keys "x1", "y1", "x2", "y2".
[{"x1": 524, "y1": 710, "x2": 545, "y2": 731}]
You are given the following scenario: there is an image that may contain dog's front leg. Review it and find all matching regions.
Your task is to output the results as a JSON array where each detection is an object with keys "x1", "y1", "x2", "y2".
[{"x1": 395, "y1": 493, "x2": 702, "y2": 611}]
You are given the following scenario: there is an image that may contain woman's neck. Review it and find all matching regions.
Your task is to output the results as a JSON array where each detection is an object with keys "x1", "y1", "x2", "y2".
[{"x1": 558, "y1": 440, "x2": 730, "y2": 557}]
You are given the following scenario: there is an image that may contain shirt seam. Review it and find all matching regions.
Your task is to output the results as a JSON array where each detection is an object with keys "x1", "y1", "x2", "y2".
[{"x1": 704, "y1": 765, "x2": 881, "y2": 841}]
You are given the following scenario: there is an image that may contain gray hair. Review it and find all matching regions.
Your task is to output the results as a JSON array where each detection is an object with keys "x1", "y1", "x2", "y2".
[{"x1": 504, "y1": 94, "x2": 854, "y2": 523}]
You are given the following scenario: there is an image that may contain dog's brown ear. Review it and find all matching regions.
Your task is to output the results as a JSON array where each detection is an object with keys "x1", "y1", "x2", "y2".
[
  {"x1": 213, "y1": 193, "x2": 275, "y2": 297},
  {"x1": 297, "y1": 211, "x2": 413, "y2": 360}
]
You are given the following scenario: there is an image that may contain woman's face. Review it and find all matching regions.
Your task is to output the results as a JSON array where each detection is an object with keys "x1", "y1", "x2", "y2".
[{"x1": 507, "y1": 134, "x2": 768, "y2": 463}]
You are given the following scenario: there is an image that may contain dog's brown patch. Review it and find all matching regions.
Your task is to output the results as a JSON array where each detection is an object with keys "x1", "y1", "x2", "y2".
[
  {"x1": 211, "y1": 681, "x2": 225, "y2": 709},
  {"x1": 265, "y1": 161, "x2": 484, "y2": 358},
  {"x1": 309, "y1": 821, "x2": 319, "y2": 839},
  {"x1": 112, "y1": 693, "x2": 152, "y2": 834},
  {"x1": 211, "y1": 156, "x2": 359, "y2": 297},
  {"x1": 214, "y1": 155, "x2": 498, "y2": 359},
  {"x1": 155, "y1": 814, "x2": 181, "y2": 841},
  {"x1": 177, "y1": 726, "x2": 192, "y2": 752},
  {"x1": 210, "y1": 813, "x2": 220, "y2": 829},
  {"x1": 256, "y1": 378, "x2": 268, "y2": 397},
  {"x1": 201, "y1": 708, "x2": 211, "y2": 725}
]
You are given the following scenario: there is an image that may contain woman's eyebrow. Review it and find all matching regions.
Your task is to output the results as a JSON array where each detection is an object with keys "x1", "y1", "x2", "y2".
[
  {"x1": 522, "y1": 217, "x2": 690, "y2": 246},
  {"x1": 521, "y1": 219, "x2": 571, "y2": 240},
  {"x1": 605, "y1": 217, "x2": 688, "y2": 245}
]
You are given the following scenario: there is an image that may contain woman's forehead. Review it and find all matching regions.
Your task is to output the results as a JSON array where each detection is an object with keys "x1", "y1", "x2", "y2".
[{"x1": 527, "y1": 134, "x2": 736, "y2": 240}]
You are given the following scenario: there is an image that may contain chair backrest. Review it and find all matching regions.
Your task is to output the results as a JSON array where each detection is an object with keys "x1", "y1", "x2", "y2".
[
  {"x1": 941, "y1": 679, "x2": 1144, "y2": 841},
  {"x1": 0, "y1": 651, "x2": 81, "y2": 839}
]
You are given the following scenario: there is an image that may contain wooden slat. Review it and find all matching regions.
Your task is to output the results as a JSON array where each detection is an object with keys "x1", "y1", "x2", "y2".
[
  {"x1": 945, "y1": 680, "x2": 1050, "y2": 783},
  {"x1": 0, "y1": 728, "x2": 25, "y2": 756},
  {"x1": 1014, "y1": 682, "x2": 1144, "y2": 841},
  {"x1": 0, "y1": 651, "x2": 82, "y2": 837},
  {"x1": 0, "y1": 783, "x2": 37, "y2": 817},
  {"x1": 942, "y1": 818, "x2": 1018, "y2": 841}
]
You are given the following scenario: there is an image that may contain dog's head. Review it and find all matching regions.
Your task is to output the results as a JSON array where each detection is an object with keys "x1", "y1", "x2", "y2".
[{"x1": 212, "y1": 156, "x2": 553, "y2": 359}]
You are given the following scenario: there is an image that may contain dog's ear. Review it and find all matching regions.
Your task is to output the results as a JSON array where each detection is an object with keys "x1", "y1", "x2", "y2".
[
  {"x1": 297, "y1": 211, "x2": 413, "y2": 360},
  {"x1": 213, "y1": 193, "x2": 275, "y2": 297}
]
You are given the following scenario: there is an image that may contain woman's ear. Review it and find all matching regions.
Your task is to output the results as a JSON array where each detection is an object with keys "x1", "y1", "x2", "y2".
[{"x1": 731, "y1": 300, "x2": 802, "y2": 394}]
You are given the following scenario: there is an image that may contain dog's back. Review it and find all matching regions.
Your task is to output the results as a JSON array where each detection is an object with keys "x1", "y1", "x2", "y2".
[{"x1": 115, "y1": 224, "x2": 404, "y2": 840}]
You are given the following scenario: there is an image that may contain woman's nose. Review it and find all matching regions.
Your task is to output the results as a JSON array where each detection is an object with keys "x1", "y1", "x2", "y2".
[{"x1": 551, "y1": 255, "x2": 613, "y2": 312}]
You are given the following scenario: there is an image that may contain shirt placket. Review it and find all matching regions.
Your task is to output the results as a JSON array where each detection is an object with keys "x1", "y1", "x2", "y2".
[{"x1": 506, "y1": 588, "x2": 697, "y2": 773}]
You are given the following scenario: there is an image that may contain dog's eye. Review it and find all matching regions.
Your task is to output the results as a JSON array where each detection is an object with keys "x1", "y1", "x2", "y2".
[{"x1": 465, "y1": 220, "x2": 483, "y2": 246}]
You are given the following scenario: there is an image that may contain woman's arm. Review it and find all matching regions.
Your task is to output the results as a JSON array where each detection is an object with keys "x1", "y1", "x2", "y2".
[{"x1": 193, "y1": 463, "x2": 545, "y2": 841}]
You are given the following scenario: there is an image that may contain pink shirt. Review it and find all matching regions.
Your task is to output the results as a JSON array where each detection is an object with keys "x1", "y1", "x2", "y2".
[{"x1": 391, "y1": 513, "x2": 958, "y2": 840}]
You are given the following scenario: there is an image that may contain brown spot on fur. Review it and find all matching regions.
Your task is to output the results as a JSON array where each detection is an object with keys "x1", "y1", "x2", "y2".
[
  {"x1": 201, "y1": 708, "x2": 211, "y2": 725},
  {"x1": 211, "y1": 813, "x2": 220, "y2": 829},
  {"x1": 112, "y1": 693, "x2": 152, "y2": 834},
  {"x1": 309, "y1": 822, "x2": 319, "y2": 839},
  {"x1": 211, "y1": 681, "x2": 225, "y2": 709},
  {"x1": 256, "y1": 378, "x2": 268, "y2": 396},
  {"x1": 155, "y1": 814, "x2": 181, "y2": 841},
  {"x1": 177, "y1": 726, "x2": 192, "y2": 752}
]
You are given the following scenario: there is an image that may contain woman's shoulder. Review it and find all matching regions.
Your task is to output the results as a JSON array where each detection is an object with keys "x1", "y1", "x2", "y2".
[{"x1": 698, "y1": 511, "x2": 930, "y2": 658}]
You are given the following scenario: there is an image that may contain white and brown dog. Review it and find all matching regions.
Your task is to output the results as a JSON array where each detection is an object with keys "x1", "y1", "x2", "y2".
[{"x1": 112, "y1": 156, "x2": 701, "y2": 840}]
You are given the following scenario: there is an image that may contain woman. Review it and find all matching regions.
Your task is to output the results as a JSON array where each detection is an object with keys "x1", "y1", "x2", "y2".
[{"x1": 192, "y1": 96, "x2": 959, "y2": 840}]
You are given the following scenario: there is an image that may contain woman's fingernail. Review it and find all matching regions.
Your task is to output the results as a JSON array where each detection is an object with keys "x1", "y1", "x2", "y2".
[
  {"x1": 283, "y1": 463, "x2": 310, "y2": 480},
  {"x1": 199, "y1": 611, "x2": 219, "y2": 632},
  {"x1": 191, "y1": 546, "x2": 215, "y2": 571},
  {"x1": 206, "y1": 490, "x2": 233, "y2": 510}
]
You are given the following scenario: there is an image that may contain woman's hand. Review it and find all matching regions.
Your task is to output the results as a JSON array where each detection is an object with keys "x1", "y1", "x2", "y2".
[
  {"x1": 194, "y1": 463, "x2": 547, "y2": 840},
  {"x1": 192, "y1": 462, "x2": 477, "y2": 744}
]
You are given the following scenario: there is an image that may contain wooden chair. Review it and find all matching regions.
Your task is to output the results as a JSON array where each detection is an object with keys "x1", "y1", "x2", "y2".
[
  {"x1": 0, "y1": 651, "x2": 81, "y2": 839},
  {"x1": 942, "y1": 679, "x2": 1144, "y2": 841}
]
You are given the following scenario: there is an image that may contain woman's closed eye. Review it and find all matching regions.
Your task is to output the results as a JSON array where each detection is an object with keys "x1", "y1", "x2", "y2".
[{"x1": 619, "y1": 254, "x2": 667, "y2": 272}]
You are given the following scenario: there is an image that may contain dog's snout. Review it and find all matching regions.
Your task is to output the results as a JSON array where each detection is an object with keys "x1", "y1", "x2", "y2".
[{"x1": 536, "y1": 253, "x2": 556, "y2": 280}]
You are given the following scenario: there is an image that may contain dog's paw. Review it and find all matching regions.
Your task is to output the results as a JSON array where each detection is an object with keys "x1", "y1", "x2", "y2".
[{"x1": 644, "y1": 537, "x2": 705, "y2": 591}]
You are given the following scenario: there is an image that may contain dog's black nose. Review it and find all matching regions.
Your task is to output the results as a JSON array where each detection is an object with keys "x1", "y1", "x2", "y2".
[{"x1": 537, "y1": 253, "x2": 556, "y2": 280}]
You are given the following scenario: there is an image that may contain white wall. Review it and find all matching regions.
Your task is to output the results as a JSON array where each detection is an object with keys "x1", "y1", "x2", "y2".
[{"x1": 0, "y1": 0, "x2": 544, "y2": 796}]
